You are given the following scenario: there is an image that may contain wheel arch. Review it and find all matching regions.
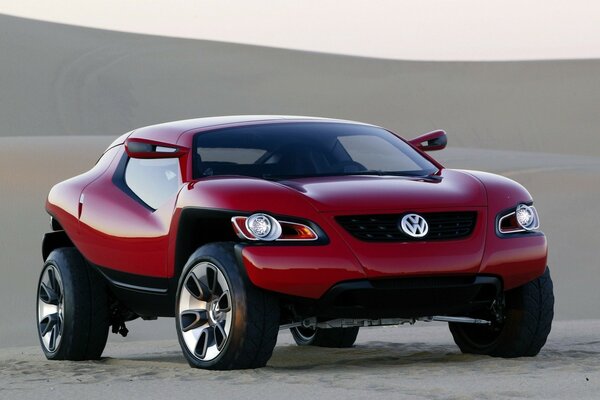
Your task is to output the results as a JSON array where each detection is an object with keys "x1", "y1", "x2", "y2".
[
  {"x1": 173, "y1": 208, "x2": 240, "y2": 281},
  {"x1": 42, "y1": 230, "x2": 75, "y2": 261}
]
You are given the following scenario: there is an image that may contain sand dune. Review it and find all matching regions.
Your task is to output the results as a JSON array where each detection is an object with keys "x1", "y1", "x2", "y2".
[
  {"x1": 1, "y1": 14, "x2": 600, "y2": 156},
  {"x1": 1, "y1": 321, "x2": 599, "y2": 399},
  {"x1": 3, "y1": 1, "x2": 600, "y2": 61}
]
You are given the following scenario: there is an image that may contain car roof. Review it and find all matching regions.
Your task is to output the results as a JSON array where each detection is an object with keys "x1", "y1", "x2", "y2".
[{"x1": 125, "y1": 115, "x2": 373, "y2": 146}]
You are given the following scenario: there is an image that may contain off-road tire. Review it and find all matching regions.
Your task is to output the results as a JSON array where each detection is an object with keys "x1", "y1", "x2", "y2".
[
  {"x1": 175, "y1": 243, "x2": 280, "y2": 370},
  {"x1": 449, "y1": 267, "x2": 554, "y2": 357},
  {"x1": 37, "y1": 247, "x2": 110, "y2": 360}
]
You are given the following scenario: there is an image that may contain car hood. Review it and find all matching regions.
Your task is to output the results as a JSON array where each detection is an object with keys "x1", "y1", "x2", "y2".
[{"x1": 277, "y1": 169, "x2": 486, "y2": 212}]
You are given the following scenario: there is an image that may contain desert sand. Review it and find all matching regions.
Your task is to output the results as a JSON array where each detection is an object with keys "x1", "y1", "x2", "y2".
[
  {"x1": 1, "y1": 13, "x2": 600, "y2": 399},
  {"x1": 1, "y1": 321, "x2": 599, "y2": 399}
]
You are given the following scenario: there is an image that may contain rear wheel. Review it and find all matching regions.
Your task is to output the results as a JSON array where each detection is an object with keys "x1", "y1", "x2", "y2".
[
  {"x1": 175, "y1": 243, "x2": 280, "y2": 370},
  {"x1": 449, "y1": 268, "x2": 554, "y2": 357},
  {"x1": 36, "y1": 248, "x2": 110, "y2": 360},
  {"x1": 290, "y1": 326, "x2": 359, "y2": 348}
]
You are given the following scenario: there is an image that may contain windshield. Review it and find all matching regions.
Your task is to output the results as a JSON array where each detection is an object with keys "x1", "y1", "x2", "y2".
[{"x1": 193, "y1": 122, "x2": 438, "y2": 180}]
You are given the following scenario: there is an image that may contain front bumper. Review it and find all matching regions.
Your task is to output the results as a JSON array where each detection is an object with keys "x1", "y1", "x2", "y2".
[
  {"x1": 238, "y1": 231, "x2": 546, "y2": 300},
  {"x1": 312, "y1": 275, "x2": 501, "y2": 319}
]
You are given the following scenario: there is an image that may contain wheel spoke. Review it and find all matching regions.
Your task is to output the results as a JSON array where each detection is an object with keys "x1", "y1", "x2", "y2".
[
  {"x1": 39, "y1": 282, "x2": 59, "y2": 305},
  {"x1": 39, "y1": 297, "x2": 59, "y2": 320},
  {"x1": 204, "y1": 265, "x2": 218, "y2": 295},
  {"x1": 40, "y1": 313, "x2": 59, "y2": 336},
  {"x1": 185, "y1": 273, "x2": 211, "y2": 301},
  {"x1": 47, "y1": 268, "x2": 62, "y2": 298},
  {"x1": 217, "y1": 291, "x2": 231, "y2": 313},
  {"x1": 47, "y1": 268, "x2": 56, "y2": 289},
  {"x1": 48, "y1": 323, "x2": 61, "y2": 352},
  {"x1": 194, "y1": 326, "x2": 215, "y2": 359},
  {"x1": 180, "y1": 309, "x2": 209, "y2": 332},
  {"x1": 215, "y1": 322, "x2": 228, "y2": 350}
]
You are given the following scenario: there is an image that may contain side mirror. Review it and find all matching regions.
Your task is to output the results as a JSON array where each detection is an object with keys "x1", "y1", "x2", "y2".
[
  {"x1": 408, "y1": 130, "x2": 447, "y2": 152},
  {"x1": 125, "y1": 138, "x2": 187, "y2": 159}
]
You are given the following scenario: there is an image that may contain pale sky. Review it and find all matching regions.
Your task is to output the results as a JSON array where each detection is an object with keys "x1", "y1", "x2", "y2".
[{"x1": 1, "y1": 0, "x2": 599, "y2": 61}]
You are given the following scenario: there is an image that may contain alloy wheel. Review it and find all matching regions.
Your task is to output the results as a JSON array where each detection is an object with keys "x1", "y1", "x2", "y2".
[
  {"x1": 37, "y1": 265, "x2": 64, "y2": 353},
  {"x1": 178, "y1": 262, "x2": 232, "y2": 361}
]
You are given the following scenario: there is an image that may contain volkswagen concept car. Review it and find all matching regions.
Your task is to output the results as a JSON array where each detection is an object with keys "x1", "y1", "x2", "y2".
[{"x1": 38, "y1": 116, "x2": 554, "y2": 369}]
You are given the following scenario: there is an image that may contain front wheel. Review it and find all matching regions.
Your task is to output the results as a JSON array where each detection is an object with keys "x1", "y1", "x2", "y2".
[
  {"x1": 290, "y1": 326, "x2": 359, "y2": 348},
  {"x1": 175, "y1": 243, "x2": 280, "y2": 370},
  {"x1": 449, "y1": 267, "x2": 554, "y2": 357}
]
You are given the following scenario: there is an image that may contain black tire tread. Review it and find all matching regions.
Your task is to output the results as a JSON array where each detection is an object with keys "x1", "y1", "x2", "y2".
[
  {"x1": 40, "y1": 247, "x2": 109, "y2": 360},
  {"x1": 449, "y1": 267, "x2": 554, "y2": 358},
  {"x1": 522, "y1": 269, "x2": 554, "y2": 356}
]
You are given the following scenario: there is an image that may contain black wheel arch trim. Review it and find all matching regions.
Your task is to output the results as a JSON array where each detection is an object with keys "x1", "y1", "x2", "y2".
[{"x1": 42, "y1": 230, "x2": 74, "y2": 261}]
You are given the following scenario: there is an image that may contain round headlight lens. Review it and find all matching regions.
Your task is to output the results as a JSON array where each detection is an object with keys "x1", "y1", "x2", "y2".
[
  {"x1": 515, "y1": 204, "x2": 539, "y2": 231},
  {"x1": 245, "y1": 213, "x2": 282, "y2": 241}
]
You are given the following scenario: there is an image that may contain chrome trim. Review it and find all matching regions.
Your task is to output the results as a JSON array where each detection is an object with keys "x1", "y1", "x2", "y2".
[
  {"x1": 498, "y1": 205, "x2": 540, "y2": 234},
  {"x1": 399, "y1": 213, "x2": 429, "y2": 238},
  {"x1": 109, "y1": 279, "x2": 168, "y2": 294},
  {"x1": 498, "y1": 211, "x2": 525, "y2": 234},
  {"x1": 245, "y1": 213, "x2": 282, "y2": 241},
  {"x1": 231, "y1": 216, "x2": 319, "y2": 241}
]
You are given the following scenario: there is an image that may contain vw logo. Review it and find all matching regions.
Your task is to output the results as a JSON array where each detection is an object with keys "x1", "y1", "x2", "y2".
[{"x1": 399, "y1": 214, "x2": 429, "y2": 238}]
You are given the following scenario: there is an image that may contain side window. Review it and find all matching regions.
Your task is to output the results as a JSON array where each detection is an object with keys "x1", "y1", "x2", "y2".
[{"x1": 124, "y1": 158, "x2": 182, "y2": 209}]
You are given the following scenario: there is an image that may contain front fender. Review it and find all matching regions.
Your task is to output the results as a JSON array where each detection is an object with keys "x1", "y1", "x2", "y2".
[
  {"x1": 168, "y1": 177, "x2": 368, "y2": 291},
  {"x1": 463, "y1": 170, "x2": 548, "y2": 290}
]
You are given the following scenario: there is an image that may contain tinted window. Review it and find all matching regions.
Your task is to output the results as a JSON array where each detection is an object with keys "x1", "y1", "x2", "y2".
[
  {"x1": 338, "y1": 135, "x2": 424, "y2": 171},
  {"x1": 125, "y1": 158, "x2": 182, "y2": 209},
  {"x1": 193, "y1": 122, "x2": 436, "y2": 179},
  {"x1": 199, "y1": 147, "x2": 266, "y2": 163}
]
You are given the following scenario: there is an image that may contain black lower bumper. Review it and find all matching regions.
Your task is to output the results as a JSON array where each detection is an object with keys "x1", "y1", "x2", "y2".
[{"x1": 314, "y1": 276, "x2": 502, "y2": 319}]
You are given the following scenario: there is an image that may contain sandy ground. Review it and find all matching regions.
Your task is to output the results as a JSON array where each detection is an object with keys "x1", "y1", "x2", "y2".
[{"x1": 1, "y1": 321, "x2": 599, "y2": 400}]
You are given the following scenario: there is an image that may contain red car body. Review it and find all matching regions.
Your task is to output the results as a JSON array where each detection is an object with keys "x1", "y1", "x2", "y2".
[
  {"x1": 39, "y1": 116, "x2": 554, "y2": 369},
  {"x1": 44, "y1": 116, "x2": 547, "y2": 321}
]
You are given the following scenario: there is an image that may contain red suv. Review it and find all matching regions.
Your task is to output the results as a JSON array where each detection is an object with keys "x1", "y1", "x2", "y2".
[{"x1": 38, "y1": 116, "x2": 553, "y2": 370}]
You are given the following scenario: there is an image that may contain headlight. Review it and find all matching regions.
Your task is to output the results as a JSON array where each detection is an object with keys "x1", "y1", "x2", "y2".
[
  {"x1": 231, "y1": 213, "x2": 318, "y2": 241},
  {"x1": 498, "y1": 204, "x2": 540, "y2": 234},
  {"x1": 245, "y1": 213, "x2": 281, "y2": 241},
  {"x1": 515, "y1": 204, "x2": 539, "y2": 231}
]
